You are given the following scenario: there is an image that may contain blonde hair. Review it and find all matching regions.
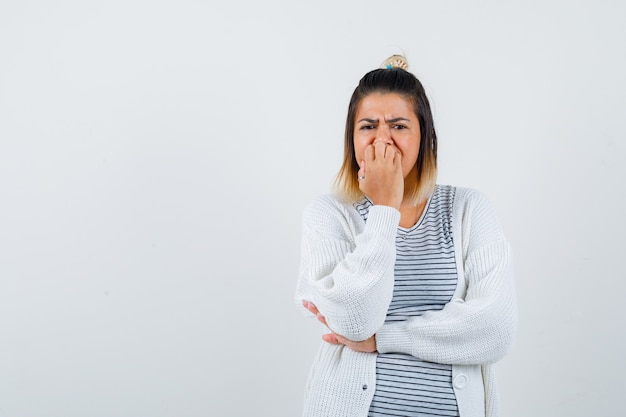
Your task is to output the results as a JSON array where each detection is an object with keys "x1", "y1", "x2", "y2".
[{"x1": 334, "y1": 55, "x2": 437, "y2": 206}]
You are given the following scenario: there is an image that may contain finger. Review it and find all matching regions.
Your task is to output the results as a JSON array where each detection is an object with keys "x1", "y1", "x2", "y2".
[
  {"x1": 388, "y1": 144, "x2": 400, "y2": 159},
  {"x1": 357, "y1": 162, "x2": 366, "y2": 182},
  {"x1": 393, "y1": 148, "x2": 402, "y2": 166},
  {"x1": 316, "y1": 313, "x2": 328, "y2": 326},
  {"x1": 302, "y1": 300, "x2": 319, "y2": 316},
  {"x1": 322, "y1": 333, "x2": 342, "y2": 344},
  {"x1": 374, "y1": 141, "x2": 387, "y2": 159},
  {"x1": 364, "y1": 144, "x2": 375, "y2": 162}
]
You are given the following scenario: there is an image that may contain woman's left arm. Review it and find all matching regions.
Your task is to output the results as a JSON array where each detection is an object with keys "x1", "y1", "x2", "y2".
[{"x1": 375, "y1": 190, "x2": 518, "y2": 365}]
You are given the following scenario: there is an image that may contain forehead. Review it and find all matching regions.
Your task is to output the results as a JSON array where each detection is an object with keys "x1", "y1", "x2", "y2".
[{"x1": 356, "y1": 92, "x2": 417, "y2": 119}]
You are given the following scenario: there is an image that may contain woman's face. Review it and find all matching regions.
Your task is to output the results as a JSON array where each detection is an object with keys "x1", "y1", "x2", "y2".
[{"x1": 353, "y1": 92, "x2": 421, "y2": 178}]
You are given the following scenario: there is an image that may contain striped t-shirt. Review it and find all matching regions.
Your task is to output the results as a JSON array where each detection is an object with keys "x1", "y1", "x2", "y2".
[{"x1": 355, "y1": 185, "x2": 460, "y2": 417}]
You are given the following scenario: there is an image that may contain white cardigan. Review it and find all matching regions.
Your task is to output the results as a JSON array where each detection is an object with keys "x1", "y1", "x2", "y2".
[{"x1": 295, "y1": 187, "x2": 517, "y2": 417}]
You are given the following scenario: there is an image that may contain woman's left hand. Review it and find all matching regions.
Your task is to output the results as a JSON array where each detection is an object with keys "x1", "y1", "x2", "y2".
[{"x1": 302, "y1": 300, "x2": 377, "y2": 353}]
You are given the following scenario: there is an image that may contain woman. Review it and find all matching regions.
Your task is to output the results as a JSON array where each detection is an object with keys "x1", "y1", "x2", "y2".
[{"x1": 295, "y1": 55, "x2": 517, "y2": 417}]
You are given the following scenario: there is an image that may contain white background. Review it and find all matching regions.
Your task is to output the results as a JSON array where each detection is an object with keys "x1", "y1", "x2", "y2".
[{"x1": 1, "y1": 1, "x2": 624, "y2": 416}]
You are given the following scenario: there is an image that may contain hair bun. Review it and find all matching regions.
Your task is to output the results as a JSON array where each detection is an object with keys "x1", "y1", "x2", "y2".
[{"x1": 381, "y1": 54, "x2": 409, "y2": 70}]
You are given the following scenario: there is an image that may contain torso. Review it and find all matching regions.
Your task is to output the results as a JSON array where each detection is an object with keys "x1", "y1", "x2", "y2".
[{"x1": 355, "y1": 185, "x2": 460, "y2": 417}]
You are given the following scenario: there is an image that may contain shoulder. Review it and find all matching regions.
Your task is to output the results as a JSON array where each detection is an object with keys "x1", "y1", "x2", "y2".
[
  {"x1": 302, "y1": 194, "x2": 363, "y2": 239},
  {"x1": 451, "y1": 186, "x2": 488, "y2": 204},
  {"x1": 450, "y1": 187, "x2": 498, "y2": 218},
  {"x1": 303, "y1": 194, "x2": 353, "y2": 221},
  {"x1": 449, "y1": 186, "x2": 507, "y2": 246}
]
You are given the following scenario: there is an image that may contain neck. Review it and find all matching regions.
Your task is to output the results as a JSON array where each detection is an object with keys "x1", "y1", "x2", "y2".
[{"x1": 398, "y1": 199, "x2": 426, "y2": 228}]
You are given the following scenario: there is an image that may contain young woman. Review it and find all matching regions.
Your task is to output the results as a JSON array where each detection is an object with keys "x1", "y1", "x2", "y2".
[{"x1": 295, "y1": 55, "x2": 517, "y2": 417}]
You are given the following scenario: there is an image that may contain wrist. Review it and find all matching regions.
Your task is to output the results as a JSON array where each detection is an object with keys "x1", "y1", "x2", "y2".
[{"x1": 373, "y1": 200, "x2": 401, "y2": 211}]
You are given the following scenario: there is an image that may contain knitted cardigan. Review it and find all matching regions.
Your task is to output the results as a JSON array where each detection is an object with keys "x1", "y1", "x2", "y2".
[{"x1": 295, "y1": 187, "x2": 517, "y2": 417}]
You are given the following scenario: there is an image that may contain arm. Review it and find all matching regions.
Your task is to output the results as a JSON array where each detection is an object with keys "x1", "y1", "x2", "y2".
[
  {"x1": 294, "y1": 195, "x2": 400, "y2": 341},
  {"x1": 375, "y1": 190, "x2": 517, "y2": 365}
]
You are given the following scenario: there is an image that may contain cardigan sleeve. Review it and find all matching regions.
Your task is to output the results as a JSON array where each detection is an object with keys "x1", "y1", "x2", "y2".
[
  {"x1": 375, "y1": 189, "x2": 517, "y2": 365},
  {"x1": 295, "y1": 195, "x2": 400, "y2": 341}
]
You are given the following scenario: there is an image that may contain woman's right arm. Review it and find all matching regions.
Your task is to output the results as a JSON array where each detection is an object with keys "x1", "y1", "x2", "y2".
[{"x1": 294, "y1": 196, "x2": 399, "y2": 342}]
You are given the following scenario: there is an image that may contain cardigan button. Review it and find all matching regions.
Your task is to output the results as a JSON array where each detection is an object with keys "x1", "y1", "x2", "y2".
[
  {"x1": 362, "y1": 384, "x2": 368, "y2": 390},
  {"x1": 453, "y1": 374, "x2": 468, "y2": 389}
]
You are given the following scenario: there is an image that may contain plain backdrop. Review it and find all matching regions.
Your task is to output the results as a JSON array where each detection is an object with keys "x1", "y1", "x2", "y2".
[{"x1": 1, "y1": 1, "x2": 625, "y2": 416}]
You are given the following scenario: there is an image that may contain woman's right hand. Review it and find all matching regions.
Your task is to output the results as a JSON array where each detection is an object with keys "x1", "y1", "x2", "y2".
[
  {"x1": 358, "y1": 142, "x2": 404, "y2": 210},
  {"x1": 303, "y1": 300, "x2": 378, "y2": 353}
]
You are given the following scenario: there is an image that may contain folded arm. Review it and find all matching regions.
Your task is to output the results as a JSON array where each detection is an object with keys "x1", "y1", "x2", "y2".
[
  {"x1": 375, "y1": 191, "x2": 517, "y2": 365},
  {"x1": 295, "y1": 196, "x2": 400, "y2": 341}
]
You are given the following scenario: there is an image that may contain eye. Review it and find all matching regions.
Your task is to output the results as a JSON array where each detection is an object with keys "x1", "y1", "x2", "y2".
[
  {"x1": 392, "y1": 124, "x2": 407, "y2": 130},
  {"x1": 359, "y1": 124, "x2": 375, "y2": 131}
]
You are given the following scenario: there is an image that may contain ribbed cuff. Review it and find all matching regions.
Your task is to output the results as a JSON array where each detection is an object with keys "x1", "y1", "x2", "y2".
[
  {"x1": 375, "y1": 321, "x2": 414, "y2": 356},
  {"x1": 365, "y1": 205, "x2": 400, "y2": 240}
]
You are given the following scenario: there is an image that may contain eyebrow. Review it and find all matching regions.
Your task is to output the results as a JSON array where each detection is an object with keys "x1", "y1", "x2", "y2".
[
  {"x1": 357, "y1": 117, "x2": 411, "y2": 124},
  {"x1": 387, "y1": 117, "x2": 410, "y2": 123}
]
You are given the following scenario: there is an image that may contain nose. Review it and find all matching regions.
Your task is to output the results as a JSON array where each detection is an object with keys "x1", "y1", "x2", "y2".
[{"x1": 373, "y1": 127, "x2": 393, "y2": 145}]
